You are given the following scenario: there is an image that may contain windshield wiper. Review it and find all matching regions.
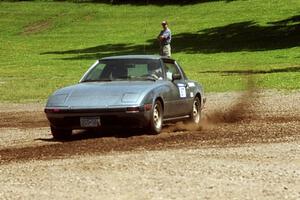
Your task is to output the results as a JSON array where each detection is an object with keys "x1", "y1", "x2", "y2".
[
  {"x1": 143, "y1": 76, "x2": 156, "y2": 81},
  {"x1": 115, "y1": 76, "x2": 132, "y2": 80},
  {"x1": 114, "y1": 75, "x2": 157, "y2": 81},
  {"x1": 139, "y1": 74, "x2": 158, "y2": 81},
  {"x1": 82, "y1": 79, "x2": 112, "y2": 82}
]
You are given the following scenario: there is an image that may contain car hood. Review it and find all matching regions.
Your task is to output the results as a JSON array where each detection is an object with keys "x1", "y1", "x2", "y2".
[{"x1": 46, "y1": 81, "x2": 159, "y2": 108}]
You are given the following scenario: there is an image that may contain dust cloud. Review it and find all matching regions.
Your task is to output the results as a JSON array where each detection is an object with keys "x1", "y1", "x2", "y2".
[
  {"x1": 166, "y1": 76, "x2": 258, "y2": 132},
  {"x1": 205, "y1": 77, "x2": 257, "y2": 124}
]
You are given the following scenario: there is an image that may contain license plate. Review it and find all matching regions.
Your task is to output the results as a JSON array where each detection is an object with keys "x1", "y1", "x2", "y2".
[{"x1": 80, "y1": 117, "x2": 101, "y2": 128}]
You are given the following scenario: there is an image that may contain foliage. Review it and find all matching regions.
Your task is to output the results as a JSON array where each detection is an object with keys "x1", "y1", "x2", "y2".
[
  {"x1": 0, "y1": 0, "x2": 299, "y2": 102},
  {"x1": 0, "y1": 0, "x2": 236, "y2": 4}
]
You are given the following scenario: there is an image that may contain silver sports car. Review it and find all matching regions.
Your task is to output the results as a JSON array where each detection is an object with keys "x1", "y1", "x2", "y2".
[{"x1": 45, "y1": 55, "x2": 206, "y2": 139}]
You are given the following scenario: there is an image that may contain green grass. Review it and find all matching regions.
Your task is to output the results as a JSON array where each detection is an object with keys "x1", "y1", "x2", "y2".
[{"x1": 0, "y1": 0, "x2": 300, "y2": 102}]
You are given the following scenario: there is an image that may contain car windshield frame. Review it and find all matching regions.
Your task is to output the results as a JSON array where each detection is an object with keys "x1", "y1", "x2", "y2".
[{"x1": 81, "y1": 59, "x2": 163, "y2": 82}]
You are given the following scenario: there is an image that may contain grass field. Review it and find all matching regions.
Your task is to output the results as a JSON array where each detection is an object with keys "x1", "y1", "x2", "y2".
[{"x1": 0, "y1": 0, "x2": 299, "y2": 102}]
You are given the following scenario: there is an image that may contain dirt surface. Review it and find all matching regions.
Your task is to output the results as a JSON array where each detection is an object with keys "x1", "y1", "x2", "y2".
[
  {"x1": 0, "y1": 90, "x2": 299, "y2": 199},
  {"x1": 22, "y1": 20, "x2": 52, "y2": 35}
]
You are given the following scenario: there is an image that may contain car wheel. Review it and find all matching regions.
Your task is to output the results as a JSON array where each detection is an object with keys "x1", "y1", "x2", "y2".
[
  {"x1": 148, "y1": 100, "x2": 163, "y2": 134},
  {"x1": 50, "y1": 126, "x2": 72, "y2": 140},
  {"x1": 188, "y1": 97, "x2": 201, "y2": 126}
]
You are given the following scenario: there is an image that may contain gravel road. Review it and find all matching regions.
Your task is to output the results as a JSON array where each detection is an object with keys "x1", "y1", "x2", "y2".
[{"x1": 0, "y1": 90, "x2": 299, "y2": 199}]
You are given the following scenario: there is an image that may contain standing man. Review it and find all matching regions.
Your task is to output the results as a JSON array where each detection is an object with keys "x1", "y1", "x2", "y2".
[{"x1": 157, "y1": 20, "x2": 172, "y2": 57}]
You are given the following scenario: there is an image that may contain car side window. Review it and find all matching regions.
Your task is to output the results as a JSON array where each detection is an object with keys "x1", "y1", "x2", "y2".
[
  {"x1": 175, "y1": 62, "x2": 188, "y2": 80},
  {"x1": 164, "y1": 62, "x2": 181, "y2": 81},
  {"x1": 85, "y1": 63, "x2": 106, "y2": 81}
]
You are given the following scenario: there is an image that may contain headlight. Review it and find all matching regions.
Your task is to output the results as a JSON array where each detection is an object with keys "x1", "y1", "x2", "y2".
[
  {"x1": 121, "y1": 93, "x2": 140, "y2": 103},
  {"x1": 47, "y1": 94, "x2": 68, "y2": 106}
]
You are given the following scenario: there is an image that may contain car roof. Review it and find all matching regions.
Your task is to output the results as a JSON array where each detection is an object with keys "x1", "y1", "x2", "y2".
[{"x1": 100, "y1": 55, "x2": 174, "y2": 61}]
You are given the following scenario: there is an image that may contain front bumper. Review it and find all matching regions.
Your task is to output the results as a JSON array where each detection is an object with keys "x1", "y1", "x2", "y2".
[{"x1": 45, "y1": 107, "x2": 152, "y2": 130}]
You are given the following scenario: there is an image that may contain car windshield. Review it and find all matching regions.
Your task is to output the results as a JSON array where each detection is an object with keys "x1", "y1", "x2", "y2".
[{"x1": 82, "y1": 59, "x2": 163, "y2": 82}]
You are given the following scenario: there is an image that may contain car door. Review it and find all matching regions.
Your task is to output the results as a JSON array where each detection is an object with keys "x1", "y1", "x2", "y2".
[
  {"x1": 175, "y1": 61, "x2": 195, "y2": 112},
  {"x1": 162, "y1": 59, "x2": 192, "y2": 117}
]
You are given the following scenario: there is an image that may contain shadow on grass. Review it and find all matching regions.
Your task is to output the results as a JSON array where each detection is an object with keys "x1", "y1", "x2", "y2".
[
  {"x1": 199, "y1": 66, "x2": 300, "y2": 75},
  {"x1": 76, "y1": 0, "x2": 237, "y2": 6},
  {"x1": 172, "y1": 18, "x2": 300, "y2": 53},
  {"x1": 42, "y1": 43, "x2": 154, "y2": 60},
  {"x1": 41, "y1": 15, "x2": 300, "y2": 60}
]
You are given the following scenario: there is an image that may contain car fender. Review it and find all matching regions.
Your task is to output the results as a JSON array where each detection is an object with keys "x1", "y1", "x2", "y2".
[{"x1": 139, "y1": 84, "x2": 167, "y2": 110}]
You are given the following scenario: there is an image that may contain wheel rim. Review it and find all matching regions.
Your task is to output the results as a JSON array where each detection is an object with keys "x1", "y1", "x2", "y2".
[
  {"x1": 192, "y1": 99, "x2": 200, "y2": 124},
  {"x1": 153, "y1": 103, "x2": 162, "y2": 129}
]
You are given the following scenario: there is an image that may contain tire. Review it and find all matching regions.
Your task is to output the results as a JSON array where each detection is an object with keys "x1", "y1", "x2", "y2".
[
  {"x1": 148, "y1": 100, "x2": 163, "y2": 135},
  {"x1": 51, "y1": 126, "x2": 72, "y2": 140},
  {"x1": 188, "y1": 97, "x2": 201, "y2": 127}
]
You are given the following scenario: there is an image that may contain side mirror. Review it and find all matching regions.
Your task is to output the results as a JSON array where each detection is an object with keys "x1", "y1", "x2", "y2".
[{"x1": 172, "y1": 73, "x2": 181, "y2": 81}]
